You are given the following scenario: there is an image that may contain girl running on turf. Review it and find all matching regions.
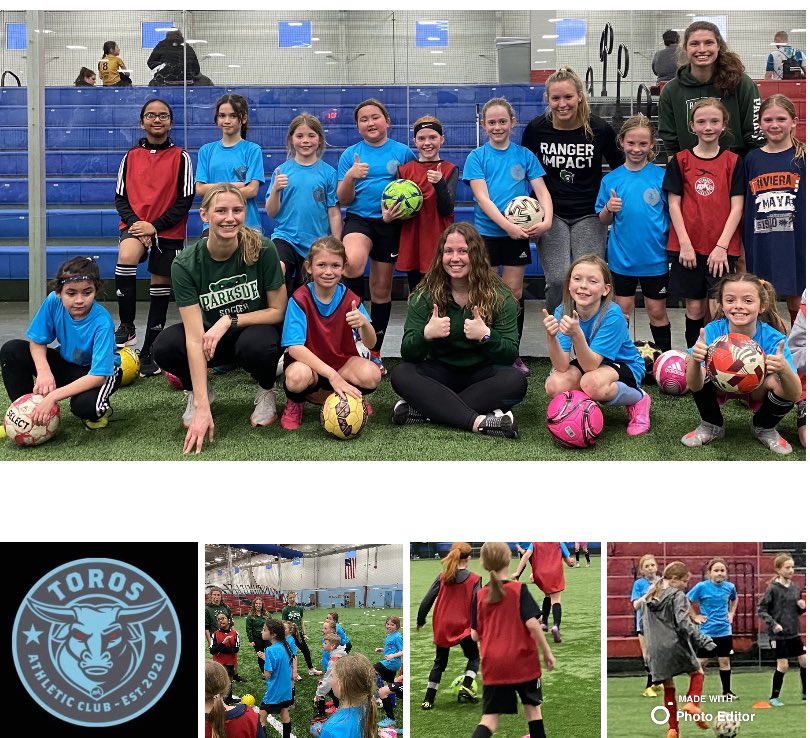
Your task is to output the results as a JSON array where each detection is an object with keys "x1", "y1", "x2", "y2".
[
  {"x1": 543, "y1": 254, "x2": 651, "y2": 436},
  {"x1": 337, "y1": 99, "x2": 417, "y2": 372},
  {"x1": 630, "y1": 554, "x2": 662, "y2": 697},
  {"x1": 318, "y1": 653, "x2": 378, "y2": 738},
  {"x1": 743, "y1": 94, "x2": 805, "y2": 326},
  {"x1": 641, "y1": 561, "x2": 716, "y2": 738},
  {"x1": 512, "y1": 543, "x2": 575, "y2": 643},
  {"x1": 596, "y1": 114, "x2": 672, "y2": 350},
  {"x1": 392, "y1": 115, "x2": 459, "y2": 292},
  {"x1": 260, "y1": 619, "x2": 294, "y2": 738},
  {"x1": 662, "y1": 97, "x2": 745, "y2": 349},
  {"x1": 326, "y1": 612, "x2": 353, "y2": 653},
  {"x1": 416, "y1": 541, "x2": 481, "y2": 709},
  {"x1": 688, "y1": 557, "x2": 738, "y2": 699},
  {"x1": 470, "y1": 542, "x2": 555, "y2": 738},
  {"x1": 205, "y1": 660, "x2": 263, "y2": 738},
  {"x1": 0, "y1": 257, "x2": 121, "y2": 435},
  {"x1": 374, "y1": 617, "x2": 403, "y2": 727},
  {"x1": 196, "y1": 94, "x2": 265, "y2": 233},
  {"x1": 282, "y1": 591, "x2": 320, "y2": 675},
  {"x1": 574, "y1": 542, "x2": 591, "y2": 568},
  {"x1": 757, "y1": 553, "x2": 807, "y2": 706},
  {"x1": 246, "y1": 596, "x2": 271, "y2": 674},
  {"x1": 463, "y1": 97, "x2": 553, "y2": 377},
  {"x1": 279, "y1": 236, "x2": 380, "y2": 430},
  {"x1": 682, "y1": 272, "x2": 801, "y2": 454},
  {"x1": 267, "y1": 114, "x2": 342, "y2": 294}
]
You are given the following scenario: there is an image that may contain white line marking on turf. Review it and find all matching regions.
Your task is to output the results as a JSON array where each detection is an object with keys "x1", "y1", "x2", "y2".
[{"x1": 264, "y1": 712, "x2": 297, "y2": 738}]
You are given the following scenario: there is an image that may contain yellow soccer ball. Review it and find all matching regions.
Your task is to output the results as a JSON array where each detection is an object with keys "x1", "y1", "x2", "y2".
[
  {"x1": 240, "y1": 694, "x2": 255, "y2": 707},
  {"x1": 117, "y1": 347, "x2": 140, "y2": 386},
  {"x1": 320, "y1": 392, "x2": 368, "y2": 440}
]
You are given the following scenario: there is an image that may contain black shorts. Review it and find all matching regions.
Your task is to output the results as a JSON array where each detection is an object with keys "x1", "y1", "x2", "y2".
[
  {"x1": 667, "y1": 253, "x2": 738, "y2": 301},
  {"x1": 260, "y1": 699, "x2": 294, "y2": 714},
  {"x1": 698, "y1": 634, "x2": 732, "y2": 658},
  {"x1": 772, "y1": 636, "x2": 805, "y2": 659},
  {"x1": 273, "y1": 238, "x2": 307, "y2": 293},
  {"x1": 484, "y1": 236, "x2": 532, "y2": 267},
  {"x1": 119, "y1": 229, "x2": 184, "y2": 278},
  {"x1": 343, "y1": 213, "x2": 401, "y2": 264},
  {"x1": 569, "y1": 357, "x2": 639, "y2": 389},
  {"x1": 482, "y1": 678, "x2": 542, "y2": 715},
  {"x1": 610, "y1": 270, "x2": 669, "y2": 300},
  {"x1": 374, "y1": 662, "x2": 398, "y2": 682}
]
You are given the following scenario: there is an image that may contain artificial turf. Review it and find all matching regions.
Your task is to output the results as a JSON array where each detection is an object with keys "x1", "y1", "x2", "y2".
[
  {"x1": 0, "y1": 358, "x2": 805, "y2": 461},
  {"x1": 410, "y1": 555, "x2": 600, "y2": 738}
]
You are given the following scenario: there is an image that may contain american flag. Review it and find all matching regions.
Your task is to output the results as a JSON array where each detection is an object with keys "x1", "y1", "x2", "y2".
[{"x1": 344, "y1": 550, "x2": 357, "y2": 580}]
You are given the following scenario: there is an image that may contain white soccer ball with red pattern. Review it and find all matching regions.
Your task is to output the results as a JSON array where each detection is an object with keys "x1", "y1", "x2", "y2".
[
  {"x1": 504, "y1": 195, "x2": 545, "y2": 227},
  {"x1": 3, "y1": 393, "x2": 61, "y2": 446}
]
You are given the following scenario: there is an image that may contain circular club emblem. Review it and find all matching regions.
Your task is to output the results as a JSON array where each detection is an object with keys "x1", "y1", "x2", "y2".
[
  {"x1": 510, "y1": 163, "x2": 527, "y2": 181},
  {"x1": 643, "y1": 187, "x2": 661, "y2": 206},
  {"x1": 386, "y1": 159, "x2": 399, "y2": 176},
  {"x1": 694, "y1": 177, "x2": 715, "y2": 197},
  {"x1": 12, "y1": 558, "x2": 180, "y2": 727}
]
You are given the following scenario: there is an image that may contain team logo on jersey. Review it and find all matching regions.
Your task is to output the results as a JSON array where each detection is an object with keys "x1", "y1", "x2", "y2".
[
  {"x1": 12, "y1": 558, "x2": 180, "y2": 727},
  {"x1": 386, "y1": 159, "x2": 399, "y2": 176},
  {"x1": 233, "y1": 165, "x2": 248, "y2": 182},
  {"x1": 643, "y1": 188, "x2": 661, "y2": 206},
  {"x1": 510, "y1": 164, "x2": 526, "y2": 181},
  {"x1": 312, "y1": 185, "x2": 326, "y2": 203},
  {"x1": 559, "y1": 169, "x2": 574, "y2": 184},
  {"x1": 694, "y1": 177, "x2": 715, "y2": 197}
]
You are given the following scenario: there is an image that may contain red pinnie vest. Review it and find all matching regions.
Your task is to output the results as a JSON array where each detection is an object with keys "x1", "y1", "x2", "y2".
[{"x1": 433, "y1": 571, "x2": 480, "y2": 648}]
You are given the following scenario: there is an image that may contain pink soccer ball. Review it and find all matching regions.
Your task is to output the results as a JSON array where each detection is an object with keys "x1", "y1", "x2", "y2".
[
  {"x1": 3, "y1": 393, "x2": 61, "y2": 446},
  {"x1": 164, "y1": 371, "x2": 183, "y2": 390},
  {"x1": 653, "y1": 350, "x2": 689, "y2": 395},
  {"x1": 546, "y1": 390, "x2": 604, "y2": 448}
]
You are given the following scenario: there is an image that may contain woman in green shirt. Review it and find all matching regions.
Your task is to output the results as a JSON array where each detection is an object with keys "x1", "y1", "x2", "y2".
[
  {"x1": 390, "y1": 222, "x2": 528, "y2": 439},
  {"x1": 282, "y1": 591, "x2": 319, "y2": 674},
  {"x1": 245, "y1": 597, "x2": 272, "y2": 674}
]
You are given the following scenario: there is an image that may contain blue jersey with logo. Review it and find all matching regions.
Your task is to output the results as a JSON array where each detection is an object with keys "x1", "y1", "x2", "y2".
[
  {"x1": 319, "y1": 706, "x2": 365, "y2": 738},
  {"x1": 690, "y1": 318, "x2": 796, "y2": 371},
  {"x1": 462, "y1": 142, "x2": 546, "y2": 237},
  {"x1": 380, "y1": 630, "x2": 403, "y2": 672},
  {"x1": 196, "y1": 139, "x2": 265, "y2": 231},
  {"x1": 262, "y1": 641, "x2": 292, "y2": 704},
  {"x1": 335, "y1": 623, "x2": 349, "y2": 647},
  {"x1": 631, "y1": 576, "x2": 658, "y2": 630},
  {"x1": 687, "y1": 579, "x2": 737, "y2": 637},
  {"x1": 270, "y1": 158, "x2": 338, "y2": 257},
  {"x1": 338, "y1": 139, "x2": 416, "y2": 219},
  {"x1": 596, "y1": 163, "x2": 669, "y2": 277}
]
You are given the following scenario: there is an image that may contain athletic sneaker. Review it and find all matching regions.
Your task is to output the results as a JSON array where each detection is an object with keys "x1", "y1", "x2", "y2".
[
  {"x1": 642, "y1": 687, "x2": 658, "y2": 698},
  {"x1": 281, "y1": 399, "x2": 305, "y2": 430},
  {"x1": 392, "y1": 399, "x2": 427, "y2": 425},
  {"x1": 250, "y1": 387, "x2": 278, "y2": 427},
  {"x1": 768, "y1": 697, "x2": 784, "y2": 707},
  {"x1": 420, "y1": 700, "x2": 434, "y2": 710},
  {"x1": 541, "y1": 623, "x2": 548, "y2": 632},
  {"x1": 115, "y1": 322, "x2": 136, "y2": 348},
  {"x1": 138, "y1": 348, "x2": 161, "y2": 377},
  {"x1": 182, "y1": 383, "x2": 215, "y2": 428},
  {"x1": 513, "y1": 356, "x2": 530, "y2": 377},
  {"x1": 575, "y1": 562, "x2": 580, "y2": 567},
  {"x1": 370, "y1": 350, "x2": 387, "y2": 377},
  {"x1": 681, "y1": 701, "x2": 708, "y2": 729},
  {"x1": 626, "y1": 390, "x2": 651, "y2": 436},
  {"x1": 723, "y1": 691, "x2": 738, "y2": 701},
  {"x1": 654, "y1": 683, "x2": 664, "y2": 694},
  {"x1": 378, "y1": 718, "x2": 396, "y2": 728},
  {"x1": 751, "y1": 421, "x2": 793, "y2": 455},
  {"x1": 477, "y1": 410, "x2": 518, "y2": 439},
  {"x1": 681, "y1": 421, "x2": 725, "y2": 447},
  {"x1": 82, "y1": 408, "x2": 112, "y2": 430},
  {"x1": 457, "y1": 685, "x2": 478, "y2": 703},
  {"x1": 308, "y1": 668, "x2": 322, "y2": 676},
  {"x1": 551, "y1": 625, "x2": 561, "y2": 643}
]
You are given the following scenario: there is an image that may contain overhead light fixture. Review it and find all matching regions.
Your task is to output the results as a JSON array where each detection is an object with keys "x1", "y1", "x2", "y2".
[
  {"x1": 430, "y1": 50, "x2": 443, "y2": 54},
  {"x1": 227, "y1": 64, "x2": 241, "y2": 68},
  {"x1": 789, "y1": 28, "x2": 805, "y2": 33},
  {"x1": 547, "y1": 18, "x2": 563, "y2": 23},
  {"x1": 535, "y1": 60, "x2": 549, "y2": 64},
  {"x1": 155, "y1": 27, "x2": 177, "y2": 32},
  {"x1": 66, "y1": 45, "x2": 87, "y2": 50},
  {"x1": 535, "y1": 48, "x2": 553, "y2": 52},
  {"x1": 34, "y1": 29, "x2": 55, "y2": 34},
  {"x1": 287, "y1": 22, "x2": 303, "y2": 26},
  {"x1": 205, "y1": 52, "x2": 226, "y2": 58},
  {"x1": 184, "y1": 39, "x2": 207, "y2": 44},
  {"x1": 432, "y1": 62, "x2": 447, "y2": 66},
  {"x1": 542, "y1": 35, "x2": 559, "y2": 39},
  {"x1": 311, "y1": 37, "x2": 320, "y2": 41},
  {"x1": 314, "y1": 50, "x2": 332, "y2": 54}
]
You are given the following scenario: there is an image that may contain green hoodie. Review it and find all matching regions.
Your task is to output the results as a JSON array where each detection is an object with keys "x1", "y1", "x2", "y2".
[{"x1": 657, "y1": 65, "x2": 764, "y2": 157}]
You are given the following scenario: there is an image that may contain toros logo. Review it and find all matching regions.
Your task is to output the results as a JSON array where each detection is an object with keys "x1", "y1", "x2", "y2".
[{"x1": 694, "y1": 177, "x2": 715, "y2": 197}]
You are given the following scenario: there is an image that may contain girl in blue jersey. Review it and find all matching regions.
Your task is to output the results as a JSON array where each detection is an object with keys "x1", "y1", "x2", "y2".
[
  {"x1": 596, "y1": 115, "x2": 672, "y2": 351},
  {"x1": 283, "y1": 620, "x2": 301, "y2": 682},
  {"x1": 318, "y1": 654, "x2": 379, "y2": 738},
  {"x1": 543, "y1": 254, "x2": 651, "y2": 436},
  {"x1": 337, "y1": 99, "x2": 417, "y2": 373},
  {"x1": 630, "y1": 554, "x2": 662, "y2": 698},
  {"x1": 279, "y1": 236, "x2": 380, "y2": 430},
  {"x1": 0, "y1": 257, "x2": 121, "y2": 435},
  {"x1": 327, "y1": 612, "x2": 353, "y2": 653},
  {"x1": 260, "y1": 619, "x2": 294, "y2": 738},
  {"x1": 683, "y1": 272, "x2": 802, "y2": 454},
  {"x1": 267, "y1": 113, "x2": 342, "y2": 294},
  {"x1": 196, "y1": 94, "x2": 265, "y2": 233},
  {"x1": 463, "y1": 97, "x2": 553, "y2": 378},
  {"x1": 374, "y1": 617, "x2": 403, "y2": 728},
  {"x1": 688, "y1": 557, "x2": 738, "y2": 699}
]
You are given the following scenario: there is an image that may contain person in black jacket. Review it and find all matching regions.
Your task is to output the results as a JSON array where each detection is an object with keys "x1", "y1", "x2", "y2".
[{"x1": 147, "y1": 29, "x2": 201, "y2": 84}]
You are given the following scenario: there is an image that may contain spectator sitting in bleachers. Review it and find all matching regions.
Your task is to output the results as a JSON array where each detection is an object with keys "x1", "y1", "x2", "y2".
[
  {"x1": 74, "y1": 67, "x2": 96, "y2": 87},
  {"x1": 148, "y1": 29, "x2": 211, "y2": 85}
]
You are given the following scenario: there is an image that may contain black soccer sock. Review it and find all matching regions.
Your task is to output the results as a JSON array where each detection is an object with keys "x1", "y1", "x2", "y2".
[
  {"x1": 691, "y1": 381, "x2": 724, "y2": 427},
  {"x1": 382, "y1": 695, "x2": 395, "y2": 719},
  {"x1": 575, "y1": 549, "x2": 581, "y2": 563},
  {"x1": 370, "y1": 301, "x2": 392, "y2": 352},
  {"x1": 650, "y1": 322, "x2": 672, "y2": 352},
  {"x1": 142, "y1": 285, "x2": 171, "y2": 354},
  {"x1": 528, "y1": 718, "x2": 546, "y2": 738},
  {"x1": 517, "y1": 297, "x2": 525, "y2": 342},
  {"x1": 552, "y1": 602, "x2": 562, "y2": 628},
  {"x1": 771, "y1": 669, "x2": 785, "y2": 699},
  {"x1": 423, "y1": 686, "x2": 437, "y2": 704},
  {"x1": 282, "y1": 721, "x2": 291, "y2": 738},
  {"x1": 752, "y1": 391, "x2": 794, "y2": 430},
  {"x1": 685, "y1": 317, "x2": 704, "y2": 348},
  {"x1": 645, "y1": 668, "x2": 654, "y2": 689},
  {"x1": 115, "y1": 264, "x2": 138, "y2": 325},
  {"x1": 584, "y1": 549, "x2": 590, "y2": 564},
  {"x1": 343, "y1": 276, "x2": 366, "y2": 301},
  {"x1": 541, "y1": 596, "x2": 551, "y2": 626},
  {"x1": 471, "y1": 725, "x2": 493, "y2": 738},
  {"x1": 800, "y1": 666, "x2": 806, "y2": 694},
  {"x1": 720, "y1": 669, "x2": 731, "y2": 694},
  {"x1": 407, "y1": 270, "x2": 423, "y2": 293}
]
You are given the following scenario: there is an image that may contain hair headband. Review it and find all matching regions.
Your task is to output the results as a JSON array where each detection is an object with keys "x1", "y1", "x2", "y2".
[
  {"x1": 414, "y1": 121, "x2": 443, "y2": 136},
  {"x1": 60, "y1": 274, "x2": 95, "y2": 285}
]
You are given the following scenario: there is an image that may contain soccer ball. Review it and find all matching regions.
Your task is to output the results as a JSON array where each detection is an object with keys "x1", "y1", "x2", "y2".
[
  {"x1": 320, "y1": 392, "x2": 368, "y2": 439},
  {"x1": 164, "y1": 371, "x2": 183, "y2": 390},
  {"x1": 240, "y1": 694, "x2": 255, "y2": 707},
  {"x1": 381, "y1": 179, "x2": 423, "y2": 220},
  {"x1": 634, "y1": 340, "x2": 663, "y2": 384},
  {"x1": 706, "y1": 333, "x2": 766, "y2": 395},
  {"x1": 503, "y1": 195, "x2": 545, "y2": 227},
  {"x1": 117, "y1": 347, "x2": 140, "y2": 386},
  {"x1": 449, "y1": 674, "x2": 478, "y2": 696},
  {"x1": 713, "y1": 714, "x2": 740, "y2": 737},
  {"x1": 546, "y1": 390, "x2": 604, "y2": 448},
  {"x1": 3, "y1": 393, "x2": 61, "y2": 446},
  {"x1": 653, "y1": 350, "x2": 689, "y2": 395}
]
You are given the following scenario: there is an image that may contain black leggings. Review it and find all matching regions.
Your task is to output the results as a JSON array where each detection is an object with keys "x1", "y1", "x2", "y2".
[
  {"x1": 390, "y1": 360, "x2": 528, "y2": 430},
  {"x1": 152, "y1": 322, "x2": 281, "y2": 390},
  {"x1": 293, "y1": 633, "x2": 314, "y2": 669},
  {"x1": 0, "y1": 339, "x2": 121, "y2": 420},
  {"x1": 428, "y1": 635, "x2": 480, "y2": 684}
]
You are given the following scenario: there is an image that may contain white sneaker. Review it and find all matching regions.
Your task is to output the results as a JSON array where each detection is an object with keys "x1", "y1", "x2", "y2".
[
  {"x1": 251, "y1": 386, "x2": 278, "y2": 427},
  {"x1": 182, "y1": 383, "x2": 214, "y2": 428}
]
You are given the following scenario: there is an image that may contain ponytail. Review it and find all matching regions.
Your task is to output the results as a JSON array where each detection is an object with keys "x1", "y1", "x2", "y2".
[
  {"x1": 332, "y1": 654, "x2": 378, "y2": 738},
  {"x1": 205, "y1": 661, "x2": 230, "y2": 738},
  {"x1": 644, "y1": 561, "x2": 689, "y2": 602},
  {"x1": 479, "y1": 542, "x2": 512, "y2": 604},
  {"x1": 442, "y1": 542, "x2": 472, "y2": 585}
]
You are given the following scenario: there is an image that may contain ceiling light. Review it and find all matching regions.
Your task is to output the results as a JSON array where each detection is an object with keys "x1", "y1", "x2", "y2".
[
  {"x1": 227, "y1": 64, "x2": 241, "y2": 68},
  {"x1": 66, "y1": 45, "x2": 87, "y2": 50},
  {"x1": 205, "y1": 52, "x2": 226, "y2": 58},
  {"x1": 542, "y1": 35, "x2": 559, "y2": 39}
]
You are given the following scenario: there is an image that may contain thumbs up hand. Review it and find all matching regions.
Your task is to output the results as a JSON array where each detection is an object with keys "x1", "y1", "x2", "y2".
[
  {"x1": 349, "y1": 153, "x2": 369, "y2": 180},
  {"x1": 606, "y1": 188, "x2": 622, "y2": 213},
  {"x1": 464, "y1": 305, "x2": 489, "y2": 341},
  {"x1": 766, "y1": 340, "x2": 788, "y2": 375},
  {"x1": 424, "y1": 303, "x2": 451, "y2": 340},
  {"x1": 426, "y1": 161, "x2": 443, "y2": 184},
  {"x1": 692, "y1": 327, "x2": 709, "y2": 362},
  {"x1": 345, "y1": 300, "x2": 367, "y2": 329},
  {"x1": 272, "y1": 168, "x2": 289, "y2": 191},
  {"x1": 559, "y1": 310, "x2": 581, "y2": 337},
  {"x1": 542, "y1": 308, "x2": 560, "y2": 337}
]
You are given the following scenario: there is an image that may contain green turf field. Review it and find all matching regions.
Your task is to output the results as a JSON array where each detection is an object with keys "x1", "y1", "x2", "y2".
[
  {"x1": 1, "y1": 359, "x2": 805, "y2": 460},
  {"x1": 607, "y1": 670, "x2": 807, "y2": 737},
  {"x1": 410, "y1": 555, "x2": 600, "y2": 738},
  {"x1": 205, "y1": 606, "x2": 402, "y2": 738}
]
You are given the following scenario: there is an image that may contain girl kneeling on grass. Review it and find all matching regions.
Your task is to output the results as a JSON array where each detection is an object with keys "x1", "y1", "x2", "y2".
[
  {"x1": 279, "y1": 236, "x2": 380, "y2": 430},
  {"x1": 682, "y1": 272, "x2": 801, "y2": 454},
  {"x1": 0, "y1": 257, "x2": 121, "y2": 437}
]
